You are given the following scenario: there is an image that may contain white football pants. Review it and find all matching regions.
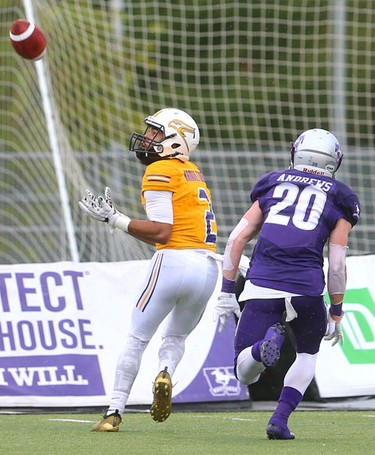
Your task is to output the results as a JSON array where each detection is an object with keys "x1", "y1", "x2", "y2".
[{"x1": 107, "y1": 249, "x2": 219, "y2": 415}]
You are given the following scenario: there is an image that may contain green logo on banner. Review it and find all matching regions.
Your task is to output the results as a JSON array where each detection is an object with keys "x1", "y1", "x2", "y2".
[{"x1": 327, "y1": 288, "x2": 375, "y2": 364}]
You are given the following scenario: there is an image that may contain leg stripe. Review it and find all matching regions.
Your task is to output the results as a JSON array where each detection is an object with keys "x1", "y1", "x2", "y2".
[{"x1": 136, "y1": 253, "x2": 163, "y2": 312}]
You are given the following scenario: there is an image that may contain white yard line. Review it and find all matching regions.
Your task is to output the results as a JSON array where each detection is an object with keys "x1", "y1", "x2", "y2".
[{"x1": 47, "y1": 418, "x2": 95, "y2": 423}]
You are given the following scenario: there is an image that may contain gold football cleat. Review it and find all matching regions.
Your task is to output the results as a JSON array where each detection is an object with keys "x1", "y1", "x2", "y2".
[
  {"x1": 150, "y1": 367, "x2": 172, "y2": 422},
  {"x1": 91, "y1": 409, "x2": 122, "y2": 432}
]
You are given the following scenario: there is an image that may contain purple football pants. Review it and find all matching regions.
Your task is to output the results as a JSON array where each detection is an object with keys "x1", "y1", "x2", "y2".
[{"x1": 234, "y1": 296, "x2": 327, "y2": 365}]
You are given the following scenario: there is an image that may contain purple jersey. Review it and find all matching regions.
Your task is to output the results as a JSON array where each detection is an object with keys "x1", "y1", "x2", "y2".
[{"x1": 246, "y1": 169, "x2": 360, "y2": 296}]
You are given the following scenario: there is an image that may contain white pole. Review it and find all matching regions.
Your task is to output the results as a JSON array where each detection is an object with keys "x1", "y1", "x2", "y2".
[
  {"x1": 111, "y1": 0, "x2": 124, "y2": 53},
  {"x1": 22, "y1": 0, "x2": 80, "y2": 262},
  {"x1": 332, "y1": 0, "x2": 347, "y2": 149}
]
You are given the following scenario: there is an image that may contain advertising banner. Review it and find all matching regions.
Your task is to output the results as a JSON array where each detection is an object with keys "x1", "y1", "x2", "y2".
[
  {"x1": 1, "y1": 254, "x2": 374, "y2": 407},
  {"x1": 315, "y1": 254, "x2": 375, "y2": 398},
  {"x1": 0, "y1": 260, "x2": 249, "y2": 407}
]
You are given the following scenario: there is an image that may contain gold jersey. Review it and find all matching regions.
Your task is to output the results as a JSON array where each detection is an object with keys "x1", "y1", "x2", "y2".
[{"x1": 141, "y1": 159, "x2": 217, "y2": 251}]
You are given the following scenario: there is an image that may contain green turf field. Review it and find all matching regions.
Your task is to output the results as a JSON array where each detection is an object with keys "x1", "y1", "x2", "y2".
[{"x1": 1, "y1": 410, "x2": 374, "y2": 455}]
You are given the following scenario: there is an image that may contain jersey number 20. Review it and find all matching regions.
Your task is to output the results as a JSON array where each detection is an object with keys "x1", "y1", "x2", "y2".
[{"x1": 265, "y1": 182, "x2": 327, "y2": 230}]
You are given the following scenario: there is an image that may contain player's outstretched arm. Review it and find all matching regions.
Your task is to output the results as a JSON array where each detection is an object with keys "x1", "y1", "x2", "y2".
[
  {"x1": 79, "y1": 187, "x2": 172, "y2": 246},
  {"x1": 324, "y1": 219, "x2": 352, "y2": 346},
  {"x1": 222, "y1": 201, "x2": 263, "y2": 282},
  {"x1": 213, "y1": 201, "x2": 263, "y2": 332}
]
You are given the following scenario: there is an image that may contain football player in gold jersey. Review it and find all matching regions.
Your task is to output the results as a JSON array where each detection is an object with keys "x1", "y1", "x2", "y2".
[{"x1": 79, "y1": 108, "x2": 218, "y2": 431}]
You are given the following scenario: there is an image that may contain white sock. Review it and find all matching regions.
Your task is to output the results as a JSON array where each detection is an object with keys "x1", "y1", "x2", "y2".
[
  {"x1": 236, "y1": 345, "x2": 266, "y2": 385},
  {"x1": 284, "y1": 352, "x2": 317, "y2": 394}
]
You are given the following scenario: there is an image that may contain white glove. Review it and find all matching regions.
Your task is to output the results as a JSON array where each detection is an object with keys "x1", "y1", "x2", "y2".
[
  {"x1": 324, "y1": 311, "x2": 344, "y2": 346},
  {"x1": 78, "y1": 187, "x2": 119, "y2": 226},
  {"x1": 213, "y1": 292, "x2": 241, "y2": 333}
]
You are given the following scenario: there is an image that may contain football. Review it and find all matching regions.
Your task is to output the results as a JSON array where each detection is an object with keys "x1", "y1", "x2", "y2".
[{"x1": 9, "y1": 19, "x2": 46, "y2": 61}]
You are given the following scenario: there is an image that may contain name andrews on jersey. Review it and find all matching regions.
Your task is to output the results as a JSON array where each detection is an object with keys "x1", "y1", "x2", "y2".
[{"x1": 277, "y1": 173, "x2": 333, "y2": 192}]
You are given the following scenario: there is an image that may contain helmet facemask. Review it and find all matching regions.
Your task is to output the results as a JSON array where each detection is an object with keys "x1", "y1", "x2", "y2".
[{"x1": 129, "y1": 121, "x2": 178, "y2": 165}]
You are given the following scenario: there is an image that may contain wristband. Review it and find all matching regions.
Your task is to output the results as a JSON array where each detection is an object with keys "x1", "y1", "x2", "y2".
[
  {"x1": 221, "y1": 277, "x2": 236, "y2": 293},
  {"x1": 114, "y1": 214, "x2": 131, "y2": 232},
  {"x1": 329, "y1": 302, "x2": 344, "y2": 322},
  {"x1": 329, "y1": 301, "x2": 343, "y2": 317}
]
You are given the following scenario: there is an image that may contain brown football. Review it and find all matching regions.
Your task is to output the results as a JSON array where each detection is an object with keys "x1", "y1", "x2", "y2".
[{"x1": 9, "y1": 19, "x2": 46, "y2": 61}]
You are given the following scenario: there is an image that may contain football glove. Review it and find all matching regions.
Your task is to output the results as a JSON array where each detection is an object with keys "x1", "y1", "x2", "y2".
[
  {"x1": 213, "y1": 292, "x2": 241, "y2": 333},
  {"x1": 79, "y1": 188, "x2": 119, "y2": 226},
  {"x1": 324, "y1": 310, "x2": 344, "y2": 346}
]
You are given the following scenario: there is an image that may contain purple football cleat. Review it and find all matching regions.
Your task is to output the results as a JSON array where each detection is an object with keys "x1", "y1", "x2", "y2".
[
  {"x1": 260, "y1": 323, "x2": 285, "y2": 367},
  {"x1": 266, "y1": 421, "x2": 295, "y2": 440}
]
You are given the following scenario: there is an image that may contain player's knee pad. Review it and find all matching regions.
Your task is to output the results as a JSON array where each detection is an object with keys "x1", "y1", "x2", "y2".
[
  {"x1": 127, "y1": 333, "x2": 148, "y2": 350},
  {"x1": 120, "y1": 334, "x2": 148, "y2": 366}
]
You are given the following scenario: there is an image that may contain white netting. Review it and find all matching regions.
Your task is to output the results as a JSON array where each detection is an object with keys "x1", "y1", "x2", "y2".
[{"x1": 0, "y1": 0, "x2": 374, "y2": 263}]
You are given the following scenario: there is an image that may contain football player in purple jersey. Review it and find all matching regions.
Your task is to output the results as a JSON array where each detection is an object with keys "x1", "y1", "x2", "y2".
[{"x1": 214, "y1": 128, "x2": 360, "y2": 440}]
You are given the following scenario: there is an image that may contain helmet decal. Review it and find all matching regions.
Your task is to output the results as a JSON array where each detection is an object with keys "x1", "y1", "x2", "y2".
[{"x1": 168, "y1": 118, "x2": 197, "y2": 151}]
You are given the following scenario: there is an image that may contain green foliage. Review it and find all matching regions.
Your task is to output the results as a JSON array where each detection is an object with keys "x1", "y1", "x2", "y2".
[{"x1": 2, "y1": 0, "x2": 375, "y2": 152}]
